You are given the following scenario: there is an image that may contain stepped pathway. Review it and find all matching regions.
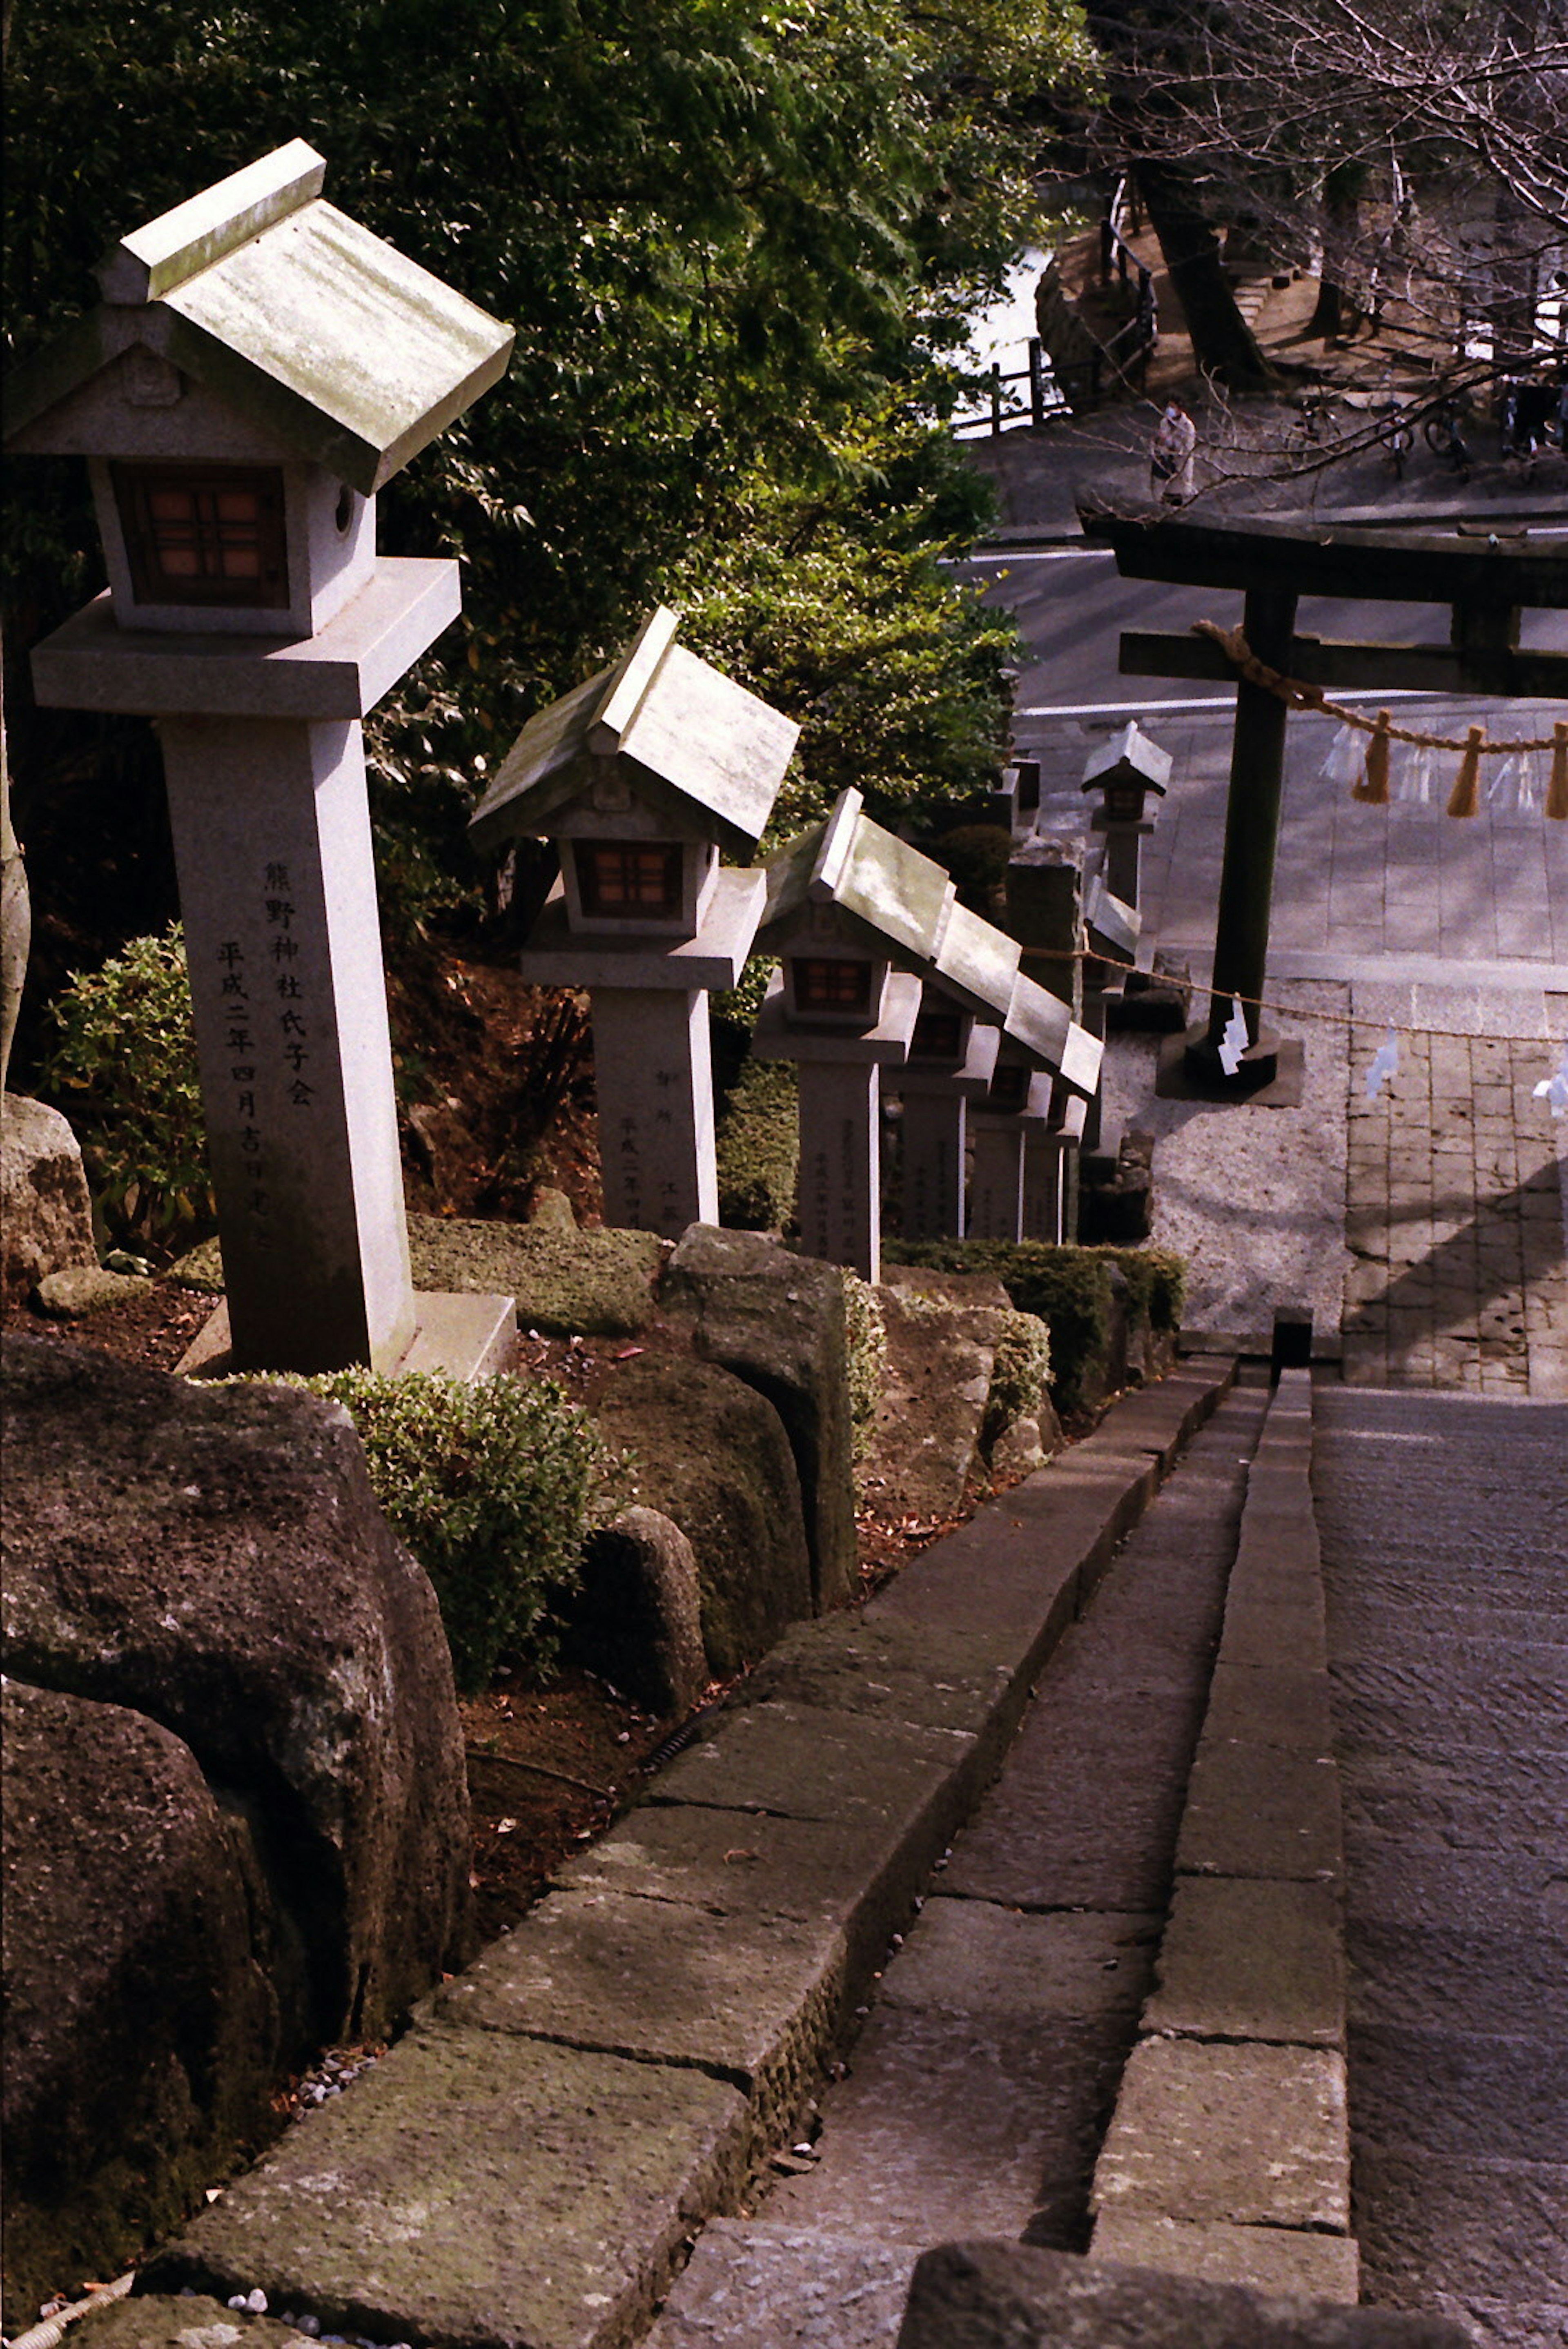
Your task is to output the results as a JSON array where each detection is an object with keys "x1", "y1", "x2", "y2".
[
  {"x1": 1313, "y1": 1387, "x2": 1568, "y2": 2348},
  {"x1": 647, "y1": 1382, "x2": 1272, "y2": 2348}
]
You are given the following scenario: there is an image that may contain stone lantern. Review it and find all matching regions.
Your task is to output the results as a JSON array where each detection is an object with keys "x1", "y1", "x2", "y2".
[
  {"x1": 469, "y1": 608, "x2": 798, "y2": 1238},
  {"x1": 1082, "y1": 722, "x2": 1170, "y2": 907},
  {"x1": 754, "y1": 790, "x2": 1101, "y2": 1277},
  {"x1": 5, "y1": 142, "x2": 516, "y2": 1375}
]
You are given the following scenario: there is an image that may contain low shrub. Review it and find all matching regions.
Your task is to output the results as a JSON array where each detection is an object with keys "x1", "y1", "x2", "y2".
[
  {"x1": 840, "y1": 1269, "x2": 888, "y2": 1461},
  {"x1": 982, "y1": 1308, "x2": 1054, "y2": 1451},
  {"x1": 40, "y1": 924, "x2": 211, "y2": 1251},
  {"x1": 716, "y1": 1057, "x2": 798, "y2": 1232},
  {"x1": 279, "y1": 1368, "x2": 611, "y2": 1694},
  {"x1": 1093, "y1": 1245, "x2": 1186, "y2": 1334}
]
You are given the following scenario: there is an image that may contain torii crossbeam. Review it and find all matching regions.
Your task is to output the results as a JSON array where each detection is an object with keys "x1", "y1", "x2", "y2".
[{"x1": 1081, "y1": 511, "x2": 1568, "y2": 1091}]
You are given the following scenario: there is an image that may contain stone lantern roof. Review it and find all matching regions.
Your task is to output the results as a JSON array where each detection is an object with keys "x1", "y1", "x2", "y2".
[
  {"x1": 759, "y1": 789, "x2": 1102, "y2": 1097},
  {"x1": 470, "y1": 607, "x2": 800, "y2": 860},
  {"x1": 1081, "y1": 720, "x2": 1171, "y2": 798},
  {"x1": 4, "y1": 140, "x2": 514, "y2": 494}
]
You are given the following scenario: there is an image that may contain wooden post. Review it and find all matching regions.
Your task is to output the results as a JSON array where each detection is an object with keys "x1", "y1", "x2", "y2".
[
  {"x1": 1185, "y1": 585, "x2": 1298, "y2": 1088},
  {"x1": 990, "y1": 365, "x2": 1003, "y2": 436},
  {"x1": 1029, "y1": 339, "x2": 1046, "y2": 428}
]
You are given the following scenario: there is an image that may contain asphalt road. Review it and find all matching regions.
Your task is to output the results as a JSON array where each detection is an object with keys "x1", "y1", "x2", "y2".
[{"x1": 952, "y1": 548, "x2": 1568, "y2": 721}]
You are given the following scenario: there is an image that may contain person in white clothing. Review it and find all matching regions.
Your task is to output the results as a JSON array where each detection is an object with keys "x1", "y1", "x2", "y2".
[{"x1": 1149, "y1": 396, "x2": 1196, "y2": 504}]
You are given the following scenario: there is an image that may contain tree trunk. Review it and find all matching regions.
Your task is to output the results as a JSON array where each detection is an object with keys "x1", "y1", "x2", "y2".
[
  {"x1": 1136, "y1": 164, "x2": 1274, "y2": 388},
  {"x1": 1309, "y1": 166, "x2": 1361, "y2": 341}
]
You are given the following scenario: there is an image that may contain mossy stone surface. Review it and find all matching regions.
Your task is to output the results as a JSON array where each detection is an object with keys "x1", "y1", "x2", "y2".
[
  {"x1": 145, "y1": 2026, "x2": 750, "y2": 2349},
  {"x1": 409, "y1": 1216, "x2": 666, "y2": 1335},
  {"x1": 78, "y1": 2295, "x2": 321, "y2": 2348},
  {"x1": 166, "y1": 1219, "x2": 669, "y2": 1339}
]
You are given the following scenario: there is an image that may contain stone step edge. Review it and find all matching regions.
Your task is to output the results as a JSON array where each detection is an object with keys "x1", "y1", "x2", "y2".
[
  {"x1": 137, "y1": 1359, "x2": 1237, "y2": 2349},
  {"x1": 1087, "y1": 1366, "x2": 1360, "y2": 2307}
]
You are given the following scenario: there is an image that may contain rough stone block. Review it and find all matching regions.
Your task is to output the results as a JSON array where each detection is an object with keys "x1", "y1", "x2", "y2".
[
  {"x1": 33, "y1": 1264, "x2": 153, "y2": 1317},
  {"x1": 1176, "y1": 1741, "x2": 1343, "y2": 1882},
  {"x1": 145, "y1": 2027, "x2": 751, "y2": 2349},
  {"x1": 1143, "y1": 1877, "x2": 1345, "y2": 2047},
  {"x1": 566, "y1": 1505, "x2": 707, "y2": 1717},
  {"x1": 553, "y1": 1800, "x2": 929, "y2": 1999},
  {"x1": 646, "y1": 2220, "x2": 920, "y2": 2349},
  {"x1": 2, "y1": 1335, "x2": 470, "y2": 2048},
  {"x1": 728, "y1": 1615, "x2": 1018, "y2": 1747},
  {"x1": 1092, "y1": 2040, "x2": 1350, "y2": 2231},
  {"x1": 1216, "y1": 1596, "x2": 1328, "y2": 1672},
  {"x1": 652, "y1": 1699, "x2": 977, "y2": 1843},
  {"x1": 1090, "y1": 2213, "x2": 1359, "y2": 2302},
  {"x1": 590, "y1": 1354, "x2": 813, "y2": 1677},
  {"x1": 0, "y1": 1094, "x2": 96, "y2": 1300},
  {"x1": 866, "y1": 1271, "x2": 1007, "y2": 1521},
  {"x1": 2, "y1": 1683, "x2": 282, "y2": 2320},
  {"x1": 895, "y1": 2240, "x2": 1470, "y2": 2349},
  {"x1": 408, "y1": 1213, "x2": 665, "y2": 1334},
  {"x1": 660, "y1": 1226, "x2": 858, "y2": 1612},
  {"x1": 434, "y1": 1885, "x2": 844, "y2": 2157}
]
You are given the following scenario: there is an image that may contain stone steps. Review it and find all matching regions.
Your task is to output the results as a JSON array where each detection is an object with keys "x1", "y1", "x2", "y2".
[
  {"x1": 116, "y1": 1360, "x2": 1236, "y2": 2349},
  {"x1": 1088, "y1": 1366, "x2": 1359, "y2": 2300},
  {"x1": 647, "y1": 1380, "x2": 1271, "y2": 2344}
]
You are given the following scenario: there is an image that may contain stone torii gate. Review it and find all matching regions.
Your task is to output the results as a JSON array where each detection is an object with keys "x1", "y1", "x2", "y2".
[{"x1": 1084, "y1": 512, "x2": 1568, "y2": 1094}]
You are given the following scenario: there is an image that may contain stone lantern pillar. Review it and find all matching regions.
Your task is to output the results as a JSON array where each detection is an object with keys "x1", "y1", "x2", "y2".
[
  {"x1": 470, "y1": 609, "x2": 798, "y2": 1238},
  {"x1": 887, "y1": 990, "x2": 999, "y2": 1242},
  {"x1": 6, "y1": 142, "x2": 517, "y2": 1376}
]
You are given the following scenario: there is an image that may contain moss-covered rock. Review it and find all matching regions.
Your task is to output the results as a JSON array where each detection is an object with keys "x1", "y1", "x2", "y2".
[
  {"x1": 410, "y1": 1216, "x2": 666, "y2": 1337},
  {"x1": 882, "y1": 1240, "x2": 1186, "y2": 1422},
  {"x1": 588, "y1": 1354, "x2": 813, "y2": 1677},
  {"x1": 660, "y1": 1226, "x2": 858, "y2": 1614},
  {"x1": 170, "y1": 1220, "x2": 668, "y2": 1336}
]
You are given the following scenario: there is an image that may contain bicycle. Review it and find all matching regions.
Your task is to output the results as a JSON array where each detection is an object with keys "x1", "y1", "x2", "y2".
[
  {"x1": 1378, "y1": 406, "x2": 1414, "y2": 479},
  {"x1": 1423, "y1": 392, "x2": 1474, "y2": 480}
]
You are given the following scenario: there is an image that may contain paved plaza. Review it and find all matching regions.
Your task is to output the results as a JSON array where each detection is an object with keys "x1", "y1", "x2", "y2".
[{"x1": 1021, "y1": 688, "x2": 1568, "y2": 1387}]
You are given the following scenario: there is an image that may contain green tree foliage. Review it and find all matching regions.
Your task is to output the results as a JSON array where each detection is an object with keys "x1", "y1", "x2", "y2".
[{"x1": 5, "y1": 0, "x2": 1096, "y2": 969}]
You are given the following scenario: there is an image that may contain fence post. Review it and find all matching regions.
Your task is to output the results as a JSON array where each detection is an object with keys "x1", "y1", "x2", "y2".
[
  {"x1": 990, "y1": 364, "x2": 1002, "y2": 435},
  {"x1": 1029, "y1": 338, "x2": 1046, "y2": 427}
]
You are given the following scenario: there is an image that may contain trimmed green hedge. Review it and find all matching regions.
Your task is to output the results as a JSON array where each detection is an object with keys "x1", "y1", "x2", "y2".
[
  {"x1": 273, "y1": 1368, "x2": 610, "y2": 1694},
  {"x1": 716, "y1": 1057, "x2": 799, "y2": 1232},
  {"x1": 883, "y1": 1240, "x2": 1185, "y2": 1421}
]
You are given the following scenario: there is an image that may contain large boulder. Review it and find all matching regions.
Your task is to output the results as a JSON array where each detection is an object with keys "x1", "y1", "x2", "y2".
[
  {"x1": 660, "y1": 1225, "x2": 858, "y2": 1612},
  {"x1": 1, "y1": 1095, "x2": 97, "y2": 1301},
  {"x1": 565, "y1": 1505, "x2": 708, "y2": 1717},
  {"x1": 0, "y1": 1334, "x2": 470, "y2": 2046},
  {"x1": 2, "y1": 1681, "x2": 282, "y2": 2321},
  {"x1": 867, "y1": 1266, "x2": 1013, "y2": 1520},
  {"x1": 589, "y1": 1353, "x2": 813, "y2": 1677}
]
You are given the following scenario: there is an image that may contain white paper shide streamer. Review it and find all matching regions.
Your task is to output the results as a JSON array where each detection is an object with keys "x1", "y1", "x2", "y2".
[
  {"x1": 1533, "y1": 1041, "x2": 1568, "y2": 1120},
  {"x1": 1217, "y1": 999, "x2": 1250, "y2": 1078},
  {"x1": 1365, "y1": 1027, "x2": 1400, "y2": 1100}
]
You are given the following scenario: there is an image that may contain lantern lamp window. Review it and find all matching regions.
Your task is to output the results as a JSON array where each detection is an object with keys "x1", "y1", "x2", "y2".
[
  {"x1": 576, "y1": 840, "x2": 684, "y2": 917},
  {"x1": 987, "y1": 1064, "x2": 1030, "y2": 1113},
  {"x1": 112, "y1": 463, "x2": 288, "y2": 607},
  {"x1": 796, "y1": 958, "x2": 873, "y2": 1013},
  {"x1": 911, "y1": 1006, "x2": 963, "y2": 1060}
]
